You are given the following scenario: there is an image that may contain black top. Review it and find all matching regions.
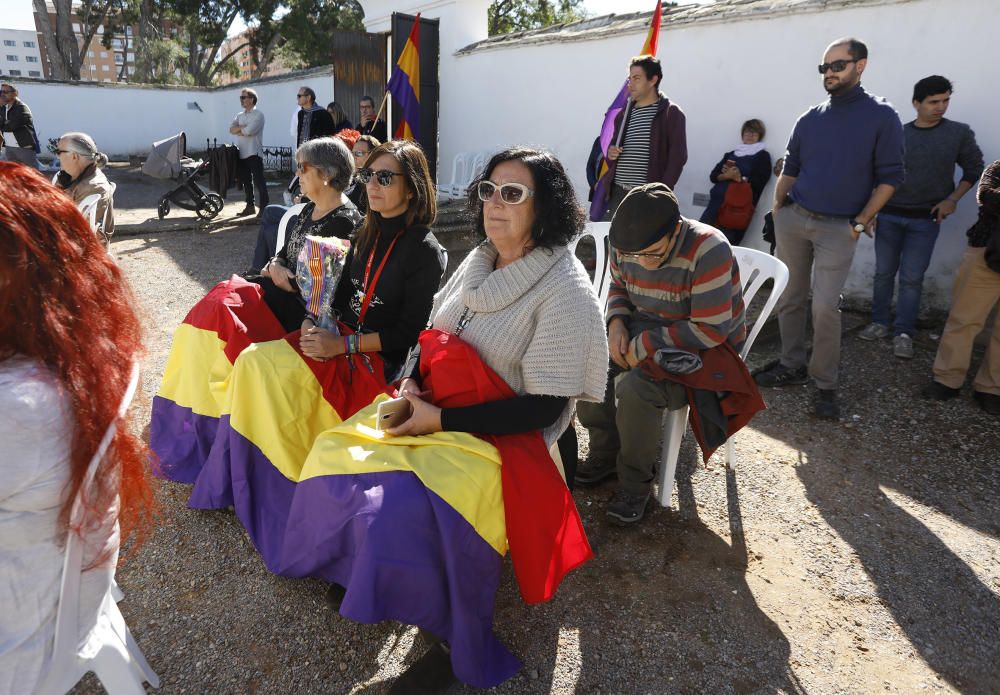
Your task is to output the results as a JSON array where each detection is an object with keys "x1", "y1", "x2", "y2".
[
  {"x1": 275, "y1": 200, "x2": 363, "y2": 269},
  {"x1": 401, "y1": 344, "x2": 569, "y2": 435},
  {"x1": 297, "y1": 107, "x2": 337, "y2": 146},
  {"x1": 332, "y1": 118, "x2": 353, "y2": 132},
  {"x1": 708, "y1": 149, "x2": 772, "y2": 205},
  {"x1": 359, "y1": 118, "x2": 388, "y2": 143},
  {"x1": 345, "y1": 178, "x2": 369, "y2": 214},
  {"x1": 332, "y1": 214, "x2": 446, "y2": 376}
]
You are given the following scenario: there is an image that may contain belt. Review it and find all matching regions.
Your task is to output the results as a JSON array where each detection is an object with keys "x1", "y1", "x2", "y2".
[{"x1": 790, "y1": 202, "x2": 850, "y2": 221}]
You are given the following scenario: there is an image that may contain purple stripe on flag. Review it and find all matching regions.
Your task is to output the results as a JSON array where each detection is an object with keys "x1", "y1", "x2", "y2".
[
  {"x1": 188, "y1": 418, "x2": 522, "y2": 688},
  {"x1": 599, "y1": 82, "x2": 629, "y2": 154},
  {"x1": 149, "y1": 395, "x2": 220, "y2": 483},
  {"x1": 387, "y1": 67, "x2": 420, "y2": 139}
]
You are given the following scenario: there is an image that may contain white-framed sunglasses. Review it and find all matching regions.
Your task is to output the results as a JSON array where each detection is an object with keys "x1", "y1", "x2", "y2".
[{"x1": 477, "y1": 180, "x2": 535, "y2": 205}]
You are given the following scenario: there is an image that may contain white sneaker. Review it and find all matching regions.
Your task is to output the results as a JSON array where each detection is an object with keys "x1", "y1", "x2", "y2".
[{"x1": 893, "y1": 333, "x2": 914, "y2": 359}]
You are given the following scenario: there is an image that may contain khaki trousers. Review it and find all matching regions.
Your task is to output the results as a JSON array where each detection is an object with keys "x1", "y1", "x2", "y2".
[
  {"x1": 774, "y1": 203, "x2": 859, "y2": 390},
  {"x1": 932, "y1": 247, "x2": 1000, "y2": 395}
]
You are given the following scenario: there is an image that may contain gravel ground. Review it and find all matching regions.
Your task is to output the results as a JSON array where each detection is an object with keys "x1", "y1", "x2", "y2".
[{"x1": 72, "y1": 167, "x2": 1000, "y2": 694}]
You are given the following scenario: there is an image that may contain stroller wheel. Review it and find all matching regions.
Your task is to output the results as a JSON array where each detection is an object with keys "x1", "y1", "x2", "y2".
[
  {"x1": 157, "y1": 197, "x2": 170, "y2": 219},
  {"x1": 205, "y1": 193, "x2": 224, "y2": 215}
]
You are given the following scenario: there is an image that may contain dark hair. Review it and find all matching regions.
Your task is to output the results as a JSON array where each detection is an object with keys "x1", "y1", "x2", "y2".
[
  {"x1": 913, "y1": 75, "x2": 953, "y2": 102},
  {"x1": 300, "y1": 86, "x2": 316, "y2": 104},
  {"x1": 326, "y1": 100, "x2": 348, "y2": 124},
  {"x1": 360, "y1": 95, "x2": 375, "y2": 108},
  {"x1": 741, "y1": 118, "x2": 766, "y2": 140},
  {"x1": 354, "y1": 140, "x2": 436, "y2": 257},
  {"x1": 0, "y1": 162, "x2": 154, "y2": 560},
  {"x1": 828, "y1": 37, "x2": 868, "y2": 61},
  {"x1": 468, "y1": 147, "x2": 585, "y2": 251},
  {"x1": 629, "y1": 54, "x2": 662, "y2": 88},
  {"x1": 241, "y1": 88, "x2": 258, "y2": 105}
]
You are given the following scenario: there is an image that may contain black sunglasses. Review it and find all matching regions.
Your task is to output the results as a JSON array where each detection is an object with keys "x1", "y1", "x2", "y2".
[
  {"x1": 818, "y1": 59, "x2": 857, "y2": 74},
  {"x1": 357, "y1": 168, "x2": 403, "y2": 187},
  {"x1": 54, "y1": 148, "x2": 72, "y2": 155},
  {"x1": 240, "y1": 95, "x2": 253, "y2": 100}
]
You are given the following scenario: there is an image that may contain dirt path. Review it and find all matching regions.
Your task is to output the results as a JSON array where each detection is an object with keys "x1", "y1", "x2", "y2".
[{"x1": 75, "y1": 166, "x2": 1000, "y2": 694}]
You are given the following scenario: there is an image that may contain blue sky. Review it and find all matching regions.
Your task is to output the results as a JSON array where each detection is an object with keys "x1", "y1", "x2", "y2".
[{"x1": 5, "y1": 1, "x2": 699, "y2": 33}]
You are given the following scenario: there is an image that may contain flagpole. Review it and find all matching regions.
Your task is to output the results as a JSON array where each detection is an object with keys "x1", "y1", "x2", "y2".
[
  {"x1": 613, "y1": 98, "x2": 633, "y2": 150},
  {"x1": 372, "y1": 90, "x2": 390, "y2": 130}
]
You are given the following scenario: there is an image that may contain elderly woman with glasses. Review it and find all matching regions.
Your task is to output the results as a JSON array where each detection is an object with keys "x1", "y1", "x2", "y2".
[
  {"x1": 54, "y1": 132, "x2": 115, "y2": 243},
  {"x1": 200, "y1": 147, "x2": 607, "y2": 693}
]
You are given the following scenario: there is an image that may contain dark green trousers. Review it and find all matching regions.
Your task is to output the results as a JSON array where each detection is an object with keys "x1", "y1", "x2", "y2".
[{"x1": 577, "y1": 363, "x2": 687, "y2": 496}]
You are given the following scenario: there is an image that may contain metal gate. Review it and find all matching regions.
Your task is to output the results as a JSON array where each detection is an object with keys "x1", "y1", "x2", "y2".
[
  {"x1": 331, "y1": 29, "x2": 388, "y2": 133},
  {"x1": 390, "y1": 12, "x2": 440, "y2": 181}
]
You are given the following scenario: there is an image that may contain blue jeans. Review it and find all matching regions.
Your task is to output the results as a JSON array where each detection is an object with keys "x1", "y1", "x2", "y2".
[
  {"x1": 250, "y1": 204, "x2": 289, "y2": 272},
  {"x1": 872, "y1": 213, "x2": 939, "y2": 336}
]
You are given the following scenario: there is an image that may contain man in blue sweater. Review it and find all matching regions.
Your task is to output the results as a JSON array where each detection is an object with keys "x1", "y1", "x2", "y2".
[
  {"x1": 858, "y1": 75, "x2": 984, "y2": 358},
  {"x1": 755, "y1": 37, "x2": 904, "y2": 419}
]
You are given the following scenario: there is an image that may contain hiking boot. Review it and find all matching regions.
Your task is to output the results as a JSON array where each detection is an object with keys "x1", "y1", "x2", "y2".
[
  {"x1": 973, "y1": 391, "x2": 1000, "y2": 417},
  {"x1": 388, "y1": 641, "x2": 456, "y2": 695},
  {"x1": 325, "y1": 582, "x2": 346, "y2": 611},
  {"x1": 606, "y1": 488, "x2": 650, "y2": 526},
  {"x1": 893, "y1": 333, "x2": 914, "y2": 359},
  {"x1": 575, "y1": 456, "x2": 617, "y2": 486},
  {"x1": 754, "y1": 363, "x2": 808, "y2": 388},
  {"x1": 921, "y1": 381, "x2": 960, "y2": 401},
  {"x1": 812, "y1": 389, "x2": 840, "y2": 420},
  {"x1": 859, "y1": 322, "x2": 891, "y2": 341},
  {"x1": 237, "y1": 204, "x2": 256, "y2": 217}
]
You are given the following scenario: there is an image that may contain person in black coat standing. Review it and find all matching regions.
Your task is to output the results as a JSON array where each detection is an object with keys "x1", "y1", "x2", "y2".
[{"x1": 0, "y1": 82, "x2": 40, "y2": 169}]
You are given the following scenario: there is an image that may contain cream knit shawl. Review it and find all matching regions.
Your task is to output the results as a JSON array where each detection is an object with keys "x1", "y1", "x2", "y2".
[{"x1": 429, "y1": 242, "x2": 609, "y2": 445}]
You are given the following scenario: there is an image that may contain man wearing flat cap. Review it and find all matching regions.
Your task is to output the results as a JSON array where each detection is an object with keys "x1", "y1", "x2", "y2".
[{"x1": 577, "y1": 183, "x2": 747, "y2": 524}]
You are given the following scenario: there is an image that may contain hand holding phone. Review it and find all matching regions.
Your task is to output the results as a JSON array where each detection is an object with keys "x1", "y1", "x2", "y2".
[{"x1": 376, "y1": 396, "x2": 412, "y2": 431}]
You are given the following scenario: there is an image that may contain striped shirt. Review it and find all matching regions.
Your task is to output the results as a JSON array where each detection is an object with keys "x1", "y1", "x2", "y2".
[
  {"x1": 613, "y1": 102, "x2": 658, "y2": 188},
  {"x1": 606, "y1": 218, "x2": 746, "y2": 360}
]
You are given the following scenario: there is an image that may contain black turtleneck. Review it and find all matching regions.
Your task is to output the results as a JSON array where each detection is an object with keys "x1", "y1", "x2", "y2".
[{"x1": 332, "y1": 214, "x2": 446, "y2": 378}]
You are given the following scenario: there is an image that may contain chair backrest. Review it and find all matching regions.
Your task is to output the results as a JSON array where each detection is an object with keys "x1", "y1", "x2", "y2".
[
  {"x1": 274, "y1": 202, "x2": 308, "y2": 256},
  {"x1": 568, "y1": 221, "x2": 612, "y2": 308},
  {"x1": 96, "y1": 182, "x2": 116, "y2": 241},
  {"x1": 77, "y1": 193, "x2": 102, "y2": 231},
  {"x1": 732, "y1": 246, "x2": 789, "y2": 360},
  {"x1": 49, "y1": 361, "x2": 140, "y2": 670}
]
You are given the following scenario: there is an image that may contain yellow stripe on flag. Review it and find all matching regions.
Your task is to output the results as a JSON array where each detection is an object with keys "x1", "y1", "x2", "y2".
[
  {"x1": 226, "y1": 339, "x2": 344, "y2": 484},
  {"x1": 398, "y1": 38, "x2": 420, "y2": 101},
  {"x1": 157, "y1": 323, "x2": 232, "y2": 418},
  {"x1": 306, "y1": 395, "x2": 507, "y2": 555}
]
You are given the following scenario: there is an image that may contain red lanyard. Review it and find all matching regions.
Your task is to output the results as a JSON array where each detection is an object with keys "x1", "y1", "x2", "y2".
[{"x1": 357, "y1": 230, "x2": 403, "y2": 326}]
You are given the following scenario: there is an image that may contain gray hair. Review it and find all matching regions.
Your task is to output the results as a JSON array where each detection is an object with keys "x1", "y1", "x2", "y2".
[
  {"x1": 296, "y1": 136, "x2": 353, "y2": 191},
  {"x1": 59, "y1": 131, "x2": 109, "y2": 167}
]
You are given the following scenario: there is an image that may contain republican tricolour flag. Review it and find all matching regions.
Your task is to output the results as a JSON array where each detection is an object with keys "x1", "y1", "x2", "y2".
[
  {"x1": 589, "y1": 1, "x2": 662, "y2": 221},
  {"x1": 386, "y1": 14, "x2": 421, "y2": 140}
]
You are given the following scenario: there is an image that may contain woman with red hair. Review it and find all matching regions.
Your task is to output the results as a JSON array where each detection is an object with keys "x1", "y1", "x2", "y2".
[{"x1": 0, "y1": 161, "x2": 154, "y2": 692}]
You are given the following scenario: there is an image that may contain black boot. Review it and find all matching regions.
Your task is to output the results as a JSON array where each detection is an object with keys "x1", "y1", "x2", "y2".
[{"x1": 388, "y1": 640, "x2": 457, "y2": 694}]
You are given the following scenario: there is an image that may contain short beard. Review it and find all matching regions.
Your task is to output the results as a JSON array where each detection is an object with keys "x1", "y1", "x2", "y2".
[{"x1": 825, "y1": 74, "x2": 858, "y2": 96}]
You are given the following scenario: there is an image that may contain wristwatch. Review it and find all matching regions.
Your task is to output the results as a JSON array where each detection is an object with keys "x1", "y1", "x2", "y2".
[{"x1": 849, "y1": 218, "x2": 867, "y2": 235}]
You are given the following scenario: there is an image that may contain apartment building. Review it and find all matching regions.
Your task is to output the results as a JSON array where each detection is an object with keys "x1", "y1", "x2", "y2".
[
  {"x1": 0, "y1": 28, "x2": 44, "y2": 80},
  {"x1": 217, "y1": 30, "x2": 293, "y2": 86}
]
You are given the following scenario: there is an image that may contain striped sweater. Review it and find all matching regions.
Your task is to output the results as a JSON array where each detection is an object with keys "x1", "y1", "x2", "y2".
[{"x1": 606, "y1": 218, "x2": 746, "y2": 361}]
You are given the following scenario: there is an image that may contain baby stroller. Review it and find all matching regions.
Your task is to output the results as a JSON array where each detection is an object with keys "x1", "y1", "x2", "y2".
[{"x1": 142, "y1": 132, "x2": 224, "y2": 220}]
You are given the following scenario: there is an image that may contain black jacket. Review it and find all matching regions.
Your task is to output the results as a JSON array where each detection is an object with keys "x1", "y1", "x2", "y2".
[
  {"x1": 0, "y1": 98, "x2": 37, "y2": 148},
  {"x1": 297, "y1": 107, "x2": 336, "y2": 146}
]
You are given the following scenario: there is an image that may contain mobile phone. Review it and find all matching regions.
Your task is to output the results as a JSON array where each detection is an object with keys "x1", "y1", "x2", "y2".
[
  {"x1": 376, "y1": 396, "x2": 412, "y2": 431},
  {"x1": 724, "y1": 159, "x2": 736, "y2": 168}
]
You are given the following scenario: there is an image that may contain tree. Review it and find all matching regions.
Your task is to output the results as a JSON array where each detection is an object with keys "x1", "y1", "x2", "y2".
[
  {"x1": 487, "y1": 0, "x2": 586, "y2": 36},
  {"x1": 271, "y1": 0, "x2": 363, "y2": 72},
  {"x1": 32, "y1": 0, "x2": 122, "y2": 80}
]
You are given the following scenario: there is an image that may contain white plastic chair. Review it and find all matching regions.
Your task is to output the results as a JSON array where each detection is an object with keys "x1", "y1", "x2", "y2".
[
  {"x1": 96, "y1": 182, "x2": 117, "y2": 246},
  {"x1": 77, "y1": 193, "x2": 103, "y2": 231},
  {"x1": 568, "y1": 221, "x2": 611, "y2": 309},
  {"x1": 436, "y1": 153, "x2": 468, "y2": 200},
  {"x1": 35, "y1": 362, "x2": 160, "y2": 694},
  {"x1": 274, "y1": 202, "x2": 308, "y2": 256},
  {"x1": 654, "y1": 247, "x2": 789, "y2": 507}
]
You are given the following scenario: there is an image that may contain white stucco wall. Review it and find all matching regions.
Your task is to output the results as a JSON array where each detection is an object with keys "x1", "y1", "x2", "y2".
[
  {"x1": 429, "y1": 0, "x2": 997, "y2": 310},
  {"x1": 13, "y1": 68, "x2": 334, "y2": 159}
]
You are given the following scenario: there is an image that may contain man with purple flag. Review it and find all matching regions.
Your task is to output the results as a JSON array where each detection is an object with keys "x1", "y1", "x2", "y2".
[{"x1": 595, "y1": 55, "x2": 688, "y2": 222}]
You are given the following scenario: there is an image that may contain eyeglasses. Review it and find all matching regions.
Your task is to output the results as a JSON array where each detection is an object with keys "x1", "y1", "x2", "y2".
[
  {"x1": 357, "y1": 168, "x2": 403, "y2": 187},
  {"x1": 618, "y1": 249, "x2": 669, "y2": 261},
  {"x1": 477, "y1": 180, "x2": 534, "y2": 205},
  {"x1": 295, "y1": 162, "x2": 310, "y2": 173},
  {"x1": 817, "y1": 59, "x2": 857, "y2": 74},
  {"x1": 296, "y1": 93, "x2": 307, "y2": 98},
  {"x1": 54, "y1": 149, "x2": 72, "y2": 155},
  {"x1": 352, "y1": 150, "x2": 369, "y2": 158},
  {"x1": 240, "y1": 95, "x2": 253, "y2": 100},
  {"x1": 0, "y1": 89, "x2": 13, "y2": 94}
]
